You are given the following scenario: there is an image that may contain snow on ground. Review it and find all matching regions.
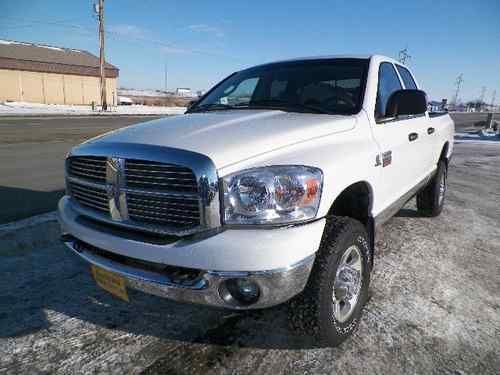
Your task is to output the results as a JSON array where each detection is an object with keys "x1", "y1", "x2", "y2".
[
  {"x1": 454, "y1": 131, "x2": 500, "y2": 145},
  {"x1": 0, "y1": 101, "x2": 186, "y2": 116},
  {"x1": 0, "y1": 39, "x2": 31, "y2": 46}
]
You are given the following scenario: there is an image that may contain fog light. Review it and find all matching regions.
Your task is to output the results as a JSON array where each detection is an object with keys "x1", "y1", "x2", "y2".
[{"x1": 223, "y1": 278, "x2": 260, "y2": 306}]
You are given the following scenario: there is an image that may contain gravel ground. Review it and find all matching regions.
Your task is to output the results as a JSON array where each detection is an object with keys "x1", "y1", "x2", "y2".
[{"x1": 1, "y1": 141, "x2": 499, "y2": 375}]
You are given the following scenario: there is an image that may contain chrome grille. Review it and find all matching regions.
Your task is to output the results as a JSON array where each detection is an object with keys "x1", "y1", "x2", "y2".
[
  {"x1": 125, "y1": 160, "x2": 198, "y2": 192},
  {"x1": 68, "y1": 156, "x2": 106, "y2": 183},
  {"x1": 67, "y1": 155, "x2": 202, "y2": 233},
  {"x1": 127, "y1": 192, "x2": 200, "y2": 227},
  {"x1": 69, "y1": 180, "x2": 108, "y2": 212}
]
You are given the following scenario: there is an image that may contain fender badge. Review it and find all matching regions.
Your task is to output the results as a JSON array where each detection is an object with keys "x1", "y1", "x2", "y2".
[{"x1": 382, "y1": 151, "x2": 392, "y2": 167}]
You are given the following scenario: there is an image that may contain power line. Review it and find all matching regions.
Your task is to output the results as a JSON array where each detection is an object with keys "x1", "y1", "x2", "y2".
[{"x1": 1, "y1": 17, "x2": 243, "y2": 62}]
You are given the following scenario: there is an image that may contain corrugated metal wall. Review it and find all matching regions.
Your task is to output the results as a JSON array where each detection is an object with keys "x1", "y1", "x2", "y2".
[{"x1": 0, "y1": 69, "x2": 117, "y2": 105}]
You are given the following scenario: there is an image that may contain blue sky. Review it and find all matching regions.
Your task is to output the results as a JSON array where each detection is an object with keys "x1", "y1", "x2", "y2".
[{"x1": 1, "y1": 0, "x2": 499, "y2": 102}]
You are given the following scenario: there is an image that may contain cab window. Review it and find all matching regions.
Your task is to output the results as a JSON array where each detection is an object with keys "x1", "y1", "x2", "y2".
[
  {"x1": 396, "y1": 65, "x2": 418, "y2": 90},
  {"x1": 375, "y1": 63, "x2": 402, "y2": 118}
]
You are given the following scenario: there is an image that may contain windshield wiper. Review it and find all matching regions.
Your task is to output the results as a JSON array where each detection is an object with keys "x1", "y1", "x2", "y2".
[
  {"x1": 188, "y1": 103, "x2": 237, "y2": 113},
  {"x1": 244, "y1": 99, "x2": 332, "y2": 114}
]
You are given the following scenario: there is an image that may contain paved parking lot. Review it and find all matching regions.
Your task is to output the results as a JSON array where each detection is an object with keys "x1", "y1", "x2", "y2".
[
  {"x1": 1, "y1": 140, "x2": 498, "y2": 375},
  {"x1": 0, "y1": 115, "x2": 161, "y2": 223}
]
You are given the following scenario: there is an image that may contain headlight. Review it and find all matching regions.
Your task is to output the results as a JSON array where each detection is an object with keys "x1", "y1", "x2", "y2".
[{"x1": 222, "y1": 166, "x2": 323, "y2": 225}]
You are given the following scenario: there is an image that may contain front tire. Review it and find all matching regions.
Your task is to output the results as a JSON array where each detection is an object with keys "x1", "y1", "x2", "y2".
[
  {"x1": 289, "y1": 217, "x2": 371, "y2": 346},
  {"x1": 417, "y1": 159, "x2": 447, "y2": 217}
]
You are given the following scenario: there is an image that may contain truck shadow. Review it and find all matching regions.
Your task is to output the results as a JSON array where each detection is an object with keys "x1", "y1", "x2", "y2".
[
  {"x1": 0, "y1": 242, "x2": 319, "y2": 351},
  {"x1": 0, "y1": 186, "x2": 64, "y2": 224},
  {"x1": 1, "y1": 195, "x2": 425, "y2": 352},
  {"x1": 395, "y1": 208, "x2": 419, "y2": 218}
]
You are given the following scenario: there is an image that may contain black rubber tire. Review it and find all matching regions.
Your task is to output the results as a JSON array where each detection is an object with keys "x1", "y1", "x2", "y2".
[
  {"x1": 288, "y1": 216, "x2": 371, "y2": 347},
  {"x1": 417, "y1": 159, "x2": 447, "y2": 217}
]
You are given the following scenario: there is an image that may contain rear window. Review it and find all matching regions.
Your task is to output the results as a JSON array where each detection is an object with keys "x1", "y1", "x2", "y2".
[{"x1": 396, "y1": 65, "x2": 417, "y2": 90}]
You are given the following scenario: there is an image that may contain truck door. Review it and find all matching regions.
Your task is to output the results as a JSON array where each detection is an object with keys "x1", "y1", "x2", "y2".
[
  {"x1": 370, "y1": 62, "x2": 427, "y2": 211},
  {"x1": 395, "y1": 64, "x2": 437, "y2": 176}
]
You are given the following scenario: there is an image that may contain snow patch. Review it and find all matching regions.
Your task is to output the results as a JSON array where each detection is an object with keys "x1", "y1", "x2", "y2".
[
  {"x1": 454, "y1": 132, "x2": 500, "y2": 145},
  {"x1": 35, "y1": 44, "x2": 63, "y2": 51},
  {"x1": 0, "y1": 101, "x2": 186, "y2": 116},
  {"x1": 0, "y1": 39, "x2": 31, "y2": 46}
]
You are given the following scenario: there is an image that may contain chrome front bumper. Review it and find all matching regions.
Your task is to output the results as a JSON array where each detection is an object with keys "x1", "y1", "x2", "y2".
[{"x1": 63, "y1": 238, "x2": 315, "y2": 310}]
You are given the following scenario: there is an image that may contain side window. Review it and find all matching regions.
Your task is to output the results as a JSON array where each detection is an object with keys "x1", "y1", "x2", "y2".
[
  {"x1": 375, "y1": 63, "x2": 402, "y2": 118},
  {"x1": 270, "y1": 79, "x2": 287, "y2": 98},
  {"x1": 396, "y1": 65, "x2": 417, "y2": 90}
]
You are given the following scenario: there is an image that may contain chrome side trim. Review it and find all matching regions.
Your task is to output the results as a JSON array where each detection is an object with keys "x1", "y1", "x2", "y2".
[
  {"x1": 68, "y1": 142, "x2": 221, "y2": 236},
  {"x1": 374, "y1": 171, "x2": 434, "y2": 228}
]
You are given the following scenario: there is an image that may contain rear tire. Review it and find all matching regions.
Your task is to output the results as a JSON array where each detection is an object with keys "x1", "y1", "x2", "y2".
[
  {"x1": 417, "y1": 159, "x2": 447, "y2": 217},
  {"x1": 288, "y1": 216, "x2": 371, "y2": 347}
]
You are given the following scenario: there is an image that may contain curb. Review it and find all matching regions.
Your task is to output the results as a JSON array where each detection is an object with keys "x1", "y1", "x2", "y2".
[{"x1": 0, "y1": 211, "x2": 60, "y2": 254}]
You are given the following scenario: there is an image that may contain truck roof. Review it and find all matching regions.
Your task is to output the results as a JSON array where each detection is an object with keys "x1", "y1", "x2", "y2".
[{"x1": 250, "y1": 54, "x2": 404, "y2": 69}]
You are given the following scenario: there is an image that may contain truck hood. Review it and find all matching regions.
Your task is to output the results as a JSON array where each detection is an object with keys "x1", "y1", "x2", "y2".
[{"x1": 85, "y1": 110, "x2": 356, "y2": 168}]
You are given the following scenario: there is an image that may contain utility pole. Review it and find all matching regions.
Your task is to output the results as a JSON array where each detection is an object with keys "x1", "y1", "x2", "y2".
[
  {"x1": 164, "y1": 60, "x2": 168, "y2": 93},
  {"x1": 398, "y1": 47, "x2": 411, "y2": 65},
  {"x1": 490, "y1": 90, "x2": 497, "y2": 130},
  {"x1": 479, "y1": 86, "x2": 486, "y2": 112},
  {"x1": 453, "y1": 74, "x2": 463, "y2": 107},
  {"x1": 96, "y1": 0, "x2": 107, "y2": 111}
]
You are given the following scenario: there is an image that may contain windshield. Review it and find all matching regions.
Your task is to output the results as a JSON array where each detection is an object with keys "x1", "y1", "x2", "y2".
[{"x1": 190, "y1": 58, "x2": 369, "y2": 115}]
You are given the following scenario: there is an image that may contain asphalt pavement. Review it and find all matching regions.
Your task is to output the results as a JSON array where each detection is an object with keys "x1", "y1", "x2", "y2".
[
  {"x1": 0, "y1": 112, "x2": 496, "y2": 224},
  {"x1": 0, "y1": 115, "x2": 161, "y2": 223},
  {"x1": 1, "y1": 141, "x2": 498, "y2": 374}
]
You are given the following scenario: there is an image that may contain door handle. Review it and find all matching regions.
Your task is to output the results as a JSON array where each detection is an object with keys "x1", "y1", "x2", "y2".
[
  {"x1": 427, "y1": 127, "x2": 435, "y2": 135},
  {"x1": 408, "y1": 132, "x2": 418, "y2": 142}
]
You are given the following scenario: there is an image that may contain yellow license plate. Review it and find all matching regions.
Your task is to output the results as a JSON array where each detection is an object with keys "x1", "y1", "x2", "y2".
[{"x1": 91, "y1": 265, "x2": 129, "y2": 302}]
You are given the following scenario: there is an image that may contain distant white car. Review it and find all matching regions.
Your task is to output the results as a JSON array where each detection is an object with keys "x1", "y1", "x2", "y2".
[
  {"x1": 59, "y1": 55, "x2": 454, "y2": 346},
  {"x1": 118, "y1": 96, "x2": 133, "y2": 105}
]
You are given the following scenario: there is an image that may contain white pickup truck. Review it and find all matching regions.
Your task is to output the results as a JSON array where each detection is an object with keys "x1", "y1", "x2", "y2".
[{"x1": 59, "y1": 55, "x2": 454, "y2": 345}]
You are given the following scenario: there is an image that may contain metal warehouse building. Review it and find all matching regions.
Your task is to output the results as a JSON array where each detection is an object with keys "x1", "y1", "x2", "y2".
[{"x1": 0, "y1": 39, "x2": 119, "y2": 105}]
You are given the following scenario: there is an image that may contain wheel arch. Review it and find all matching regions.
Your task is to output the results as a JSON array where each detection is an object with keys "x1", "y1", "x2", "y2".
[
  {"x1": 326, "y1": 181, "x2": 375, "y2": 267},
  {"x1": 439, "y1": 141, "x2": 450, "y2": 167}
]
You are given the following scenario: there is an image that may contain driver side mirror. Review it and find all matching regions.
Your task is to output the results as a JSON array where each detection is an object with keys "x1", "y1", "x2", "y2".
[{"x1": 385, "y1": 89, "x2": 427, "y2": 118}]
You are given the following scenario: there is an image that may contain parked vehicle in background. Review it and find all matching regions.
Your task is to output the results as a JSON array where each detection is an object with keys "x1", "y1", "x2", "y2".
[
  {"x1": 58, "y1": 55, "x2": 454, "y2": 346},
  {"x1": 117, "y1": 96, "x2": 133, "y2": 105}
]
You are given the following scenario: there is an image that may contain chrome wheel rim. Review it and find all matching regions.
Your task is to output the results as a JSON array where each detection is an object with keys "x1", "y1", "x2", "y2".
[
  {"x1": 332, "y1": 245, "x2": 363, "y2": 323},
  {"x1": 438, "y1": 169, "x2": 446, "y2": 205}
]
